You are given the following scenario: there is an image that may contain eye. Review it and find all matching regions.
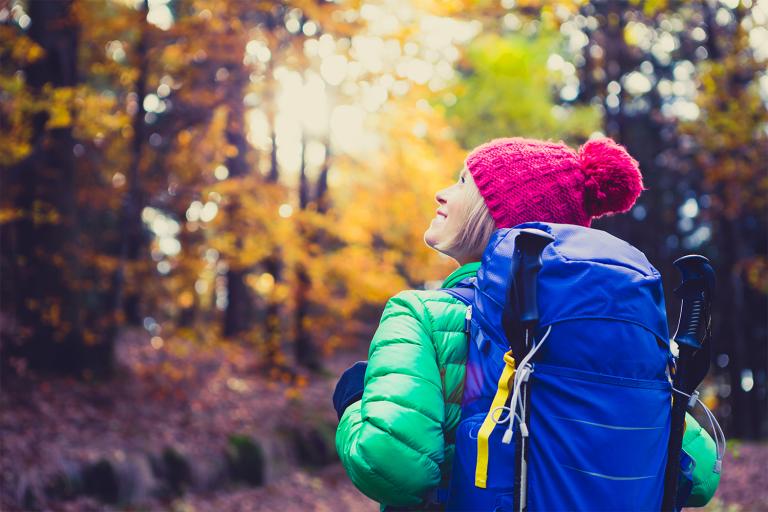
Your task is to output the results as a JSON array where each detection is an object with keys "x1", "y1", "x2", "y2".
[{"x1": 460, "y1": 175, "x2": 466, "y2": 184}]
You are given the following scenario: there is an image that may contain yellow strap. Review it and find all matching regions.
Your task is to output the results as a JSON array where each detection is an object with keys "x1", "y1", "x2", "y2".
[{"x1": 475, "y1": 350, "x2": 516, "y2": 488}]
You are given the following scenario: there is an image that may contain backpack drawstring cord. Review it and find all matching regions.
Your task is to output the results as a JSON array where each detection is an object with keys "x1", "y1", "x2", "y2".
[
  {"x1": 672, "y1": 387, "x2": 725, "y2": 473},
  {"x1": 492, "y1": 326, "x2": 553, "y2": 444}
]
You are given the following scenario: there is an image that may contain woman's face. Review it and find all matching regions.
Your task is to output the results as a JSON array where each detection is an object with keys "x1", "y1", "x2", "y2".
[{"x1": 424, "y1": 167, "x2": 476, "y2": 261}]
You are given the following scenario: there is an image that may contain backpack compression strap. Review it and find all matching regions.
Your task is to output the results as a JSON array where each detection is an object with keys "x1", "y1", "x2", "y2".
[
  {"x1": 440, "y1": 280, "x2": 518, "y2": 489},
  {"x1": 475, "y1": 350, "x2": 517, "y2": 488},
  {"x1": 441, "y1": 289, "x2": 519, "y2": 487}
]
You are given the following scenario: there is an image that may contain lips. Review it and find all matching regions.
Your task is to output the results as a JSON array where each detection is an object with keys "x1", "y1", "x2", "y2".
[{"x1": 436, "y1": 209, "x2": 447, "y2": 218}]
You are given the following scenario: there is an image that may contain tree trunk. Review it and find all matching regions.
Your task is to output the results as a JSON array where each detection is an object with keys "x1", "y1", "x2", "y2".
[
  {"x1": 222, "y1": 65, "x2": 255, "y2": 338},
  {"x1": 294, "y1": 129, "x2": 320, "y2": 370},
  {"x1": 259, "y1": 52, "x2": 286, "y2": 369},
  {"x1": 316, "y1": 136, "x2": 332, "y2": 214},
  {"x1": 115, "y1": 0, "x2": 150, "y2": 326},
  {"x1": 265, "y1": 56, "x2": 279, "y2": 183},
  {"x1": 718, "y1": 215, "x2": 752, "y2": 438},
  {"x1": 6, "y1": 0, "x2": 114, "y2": 377}
]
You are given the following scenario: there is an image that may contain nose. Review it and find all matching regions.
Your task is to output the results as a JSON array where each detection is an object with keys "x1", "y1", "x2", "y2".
[{"x1": 435, "y1": 188, "x2": 447, "y2": 205}]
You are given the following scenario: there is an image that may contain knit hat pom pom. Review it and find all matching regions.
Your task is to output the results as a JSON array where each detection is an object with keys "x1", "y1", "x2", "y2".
[{"x1": 578, "y1": 138, "x2": 643, "y2": 218}]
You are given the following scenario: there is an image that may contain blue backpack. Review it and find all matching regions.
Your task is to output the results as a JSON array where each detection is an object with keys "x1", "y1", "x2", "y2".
[{"x1": 442, "y1": 222, "x2": 673, "y2": 511}]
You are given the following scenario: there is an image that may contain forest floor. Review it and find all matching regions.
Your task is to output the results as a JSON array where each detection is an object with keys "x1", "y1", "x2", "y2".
[{"x1": 0, "y1": 327, "x2": 766, "y2": 512}]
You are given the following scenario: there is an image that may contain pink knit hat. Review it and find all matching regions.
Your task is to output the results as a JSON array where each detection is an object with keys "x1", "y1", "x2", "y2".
[{"x1": 465, "y1": 137, "x2": 644, "y2": 228}]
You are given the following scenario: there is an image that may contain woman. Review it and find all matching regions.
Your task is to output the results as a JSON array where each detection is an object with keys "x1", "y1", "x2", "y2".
[{"x1": 333, "y1": 137, "x2": 719, "y2": 510}]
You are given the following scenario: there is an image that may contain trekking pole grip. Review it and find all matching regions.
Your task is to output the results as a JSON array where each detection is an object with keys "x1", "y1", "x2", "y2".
[
  {"x1": 516, "y1": 229, "x2": 555, "y2": 328},
  {"x1": 672, "y1": 255, "x2": 715, "y2": 350}
]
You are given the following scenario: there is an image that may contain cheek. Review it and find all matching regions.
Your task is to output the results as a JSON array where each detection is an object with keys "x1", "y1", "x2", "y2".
[
  {"x1": 443, "y1": 214, "x2": 462, "y2": 240},
  {"x1": 445, "y1": 197, "x2": 468, "y2": 234}
]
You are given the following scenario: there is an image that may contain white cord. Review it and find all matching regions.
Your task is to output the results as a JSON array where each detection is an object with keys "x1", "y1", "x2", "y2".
[
  {"x1": 490, "y1": 406, "x2": 522, "y2": 426},
  {"x1": 492, "y1": 326, "x2": 553, "y2": 444},
  {"x1": 676, "y1": 388, "x2": 726, "y2": 464},
  {"x1": 673, "y1": 387, "x2": 725, "y2": 473}
]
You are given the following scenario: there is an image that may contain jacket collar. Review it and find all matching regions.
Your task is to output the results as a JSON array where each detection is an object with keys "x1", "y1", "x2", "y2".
[{"x1": 441, "y1": 262, "x2": 481, "y2": 288}]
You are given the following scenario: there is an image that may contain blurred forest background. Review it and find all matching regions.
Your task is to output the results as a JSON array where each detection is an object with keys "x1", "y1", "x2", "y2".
[{"x1": 1, "y1": 0, "x2": 766, "y2": 510}]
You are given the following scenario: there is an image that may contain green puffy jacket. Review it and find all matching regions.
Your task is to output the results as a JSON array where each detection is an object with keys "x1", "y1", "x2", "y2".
[{"x1": 336, "y1": 263, "x2": 719, "y2": 509}]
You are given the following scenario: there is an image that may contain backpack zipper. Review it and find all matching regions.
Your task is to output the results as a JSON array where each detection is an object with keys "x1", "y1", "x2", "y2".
[{"x1": 465, "y1": 305, "x2": 472, "y2": 334}]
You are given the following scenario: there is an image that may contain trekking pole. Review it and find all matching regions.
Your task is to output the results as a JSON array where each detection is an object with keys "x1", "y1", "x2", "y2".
[
  {"x1": 661, "y1": 255, "x2": 715, "y2": 512},
  {"x1": 501, "y1": 229, "x2": 555, "y2": 366},
  {"x1": 511, "y1": 229, "x2": 554, "y2": 512}
]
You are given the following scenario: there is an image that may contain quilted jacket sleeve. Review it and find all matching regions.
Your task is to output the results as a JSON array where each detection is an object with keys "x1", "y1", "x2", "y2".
[
  {"x1": 683, "y1": 413, "x2": 721, "y2": 507},
  {"x1": 336, "y1": 291, "x2": 445, "y2": 507}
]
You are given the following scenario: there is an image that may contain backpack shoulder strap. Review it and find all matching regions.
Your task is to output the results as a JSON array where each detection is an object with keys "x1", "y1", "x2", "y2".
[{"x1": 438, "y1": 277, "x2": 475, "y2": 306}]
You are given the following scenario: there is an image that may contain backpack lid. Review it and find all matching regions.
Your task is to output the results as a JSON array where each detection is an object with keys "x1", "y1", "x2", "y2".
[{"x1": 473, "y1": 222, "x2": 669, "y2": 348}]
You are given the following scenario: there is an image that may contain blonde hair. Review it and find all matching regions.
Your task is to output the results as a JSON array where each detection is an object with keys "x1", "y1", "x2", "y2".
[{"x1": 440, "y1": 177, "x2": 497, "y2": 262}]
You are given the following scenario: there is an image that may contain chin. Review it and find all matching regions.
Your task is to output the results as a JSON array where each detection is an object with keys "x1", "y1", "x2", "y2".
[{"x1": 424, "y1": 226, "x2": 440, "y2": 249}]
